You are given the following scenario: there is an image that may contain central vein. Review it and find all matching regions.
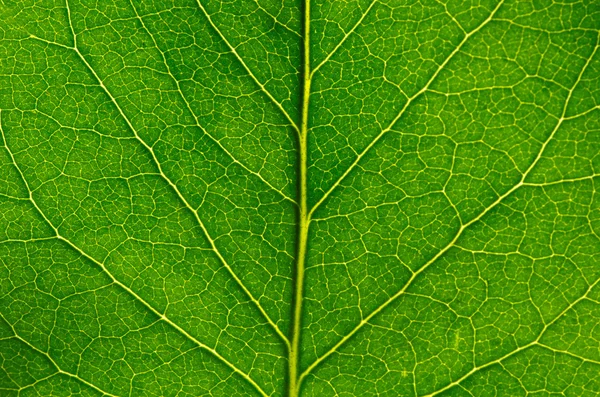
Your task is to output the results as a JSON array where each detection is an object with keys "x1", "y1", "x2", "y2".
[{"x1": 289, "y1": 0, "x2": 312, "y2": 396}]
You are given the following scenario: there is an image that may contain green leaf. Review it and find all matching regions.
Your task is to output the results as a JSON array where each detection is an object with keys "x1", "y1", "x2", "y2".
[{"x1": 1, "y1": 0, "x2": 599, "y2": 396}]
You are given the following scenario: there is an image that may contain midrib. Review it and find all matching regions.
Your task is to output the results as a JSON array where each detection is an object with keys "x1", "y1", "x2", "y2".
[{"x1": 288, "y1": 0, "x2": 312, "y2": 395}]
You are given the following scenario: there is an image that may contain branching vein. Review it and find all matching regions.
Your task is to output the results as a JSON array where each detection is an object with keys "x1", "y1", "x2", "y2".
[
  {"x1": 0, "y1": 110, "x2": 271, "y2": 397},
  {"x1": 298, "y1": 26, "x2": 600, "y2": 387},
  {"x1": 309, "y1": 0, "x2": 506, "y2": 218}
]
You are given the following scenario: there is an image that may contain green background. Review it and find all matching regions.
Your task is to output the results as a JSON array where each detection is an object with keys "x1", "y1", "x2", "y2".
[{"x1": 0, "y1": 0, "x2": 599, "y2": 396}]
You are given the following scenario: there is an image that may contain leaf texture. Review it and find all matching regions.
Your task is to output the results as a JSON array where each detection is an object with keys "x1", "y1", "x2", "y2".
[{"x1": 0, "y1": 0, "x2": 599, "y2": 396}]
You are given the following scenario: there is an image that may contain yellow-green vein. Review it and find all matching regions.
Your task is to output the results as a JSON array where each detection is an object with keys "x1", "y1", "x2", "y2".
[
  {"x1": 308, "y1": 0, "x2": 506, "y2": 219},
  {"x1": 0, "y1": 111, "x2": 271, "y2": 397},
  {"x1": 297, "y1": 30, "x2": 600, "y2": 387},
  {"x1": 288, "y1": 0, "x2": 312, "y2": 395},
  {"x1": 194, "y1": 0, "x2": 300, "y2": 134}
]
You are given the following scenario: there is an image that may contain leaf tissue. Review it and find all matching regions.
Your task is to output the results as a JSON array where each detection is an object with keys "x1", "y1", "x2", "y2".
[{"x1": 1, "y1": 0, "x2": 600, "y2": 396}]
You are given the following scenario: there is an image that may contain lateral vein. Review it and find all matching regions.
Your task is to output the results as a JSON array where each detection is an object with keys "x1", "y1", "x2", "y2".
[
  {"x1": 422, "y1": 273, "x2": 600, "y2": 396},
  {"x1": 308, "y1": 0, "x2": 506, "y2": 218},
  {"x1": 298, "y1": 23, "x2": 600, "y2": 387},
  {"x1": 0, "y1": 111, "x2": 271, "y2": 397},
  {"x1": 194, "y1": 0, "x2": 300, "y2": 133},
  {"x1": 30, "y1": 0, "x2": 291, "y2": 350},
  {"x1": 310, "y1": 0, "x2": 378, "y2": 77},
  {"x1": 3, "y1": 327, "x2": 119, "y2": 397},
  {"x1": 127, "y1": 0, "x2": 297, "y2": 206}
]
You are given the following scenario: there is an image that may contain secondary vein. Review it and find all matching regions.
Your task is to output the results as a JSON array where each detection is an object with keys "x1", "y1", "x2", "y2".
[
  {"x1": 0, "y1": 110, "x2": 271, "y2": 397},
  {"x1": 127, "y1": 0, "x2": 297, "y2": 206},
  {"x1": 423, "y1": 272, "x2": 600, "y2": 397},
  {"x1": 298, "y1": 28, "x2": 600, "y2": 387},
  {"x1": 42, "y1": 0, "x2": 291, "y2": 351},
  {"x1": 194, "y1": 0, "x2": 300, "y2": 133},
  {"x1": 1, "y1": 324, "x2": 119, "y2": 397},
  {"x1": 308, "y1": 0, "x2": 506, "y2": 219}
]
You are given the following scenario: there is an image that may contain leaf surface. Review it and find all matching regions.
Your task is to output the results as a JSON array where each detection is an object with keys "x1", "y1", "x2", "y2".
[{"x1": 0, "y1": 0, "x2": 599, "y2": 396}]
